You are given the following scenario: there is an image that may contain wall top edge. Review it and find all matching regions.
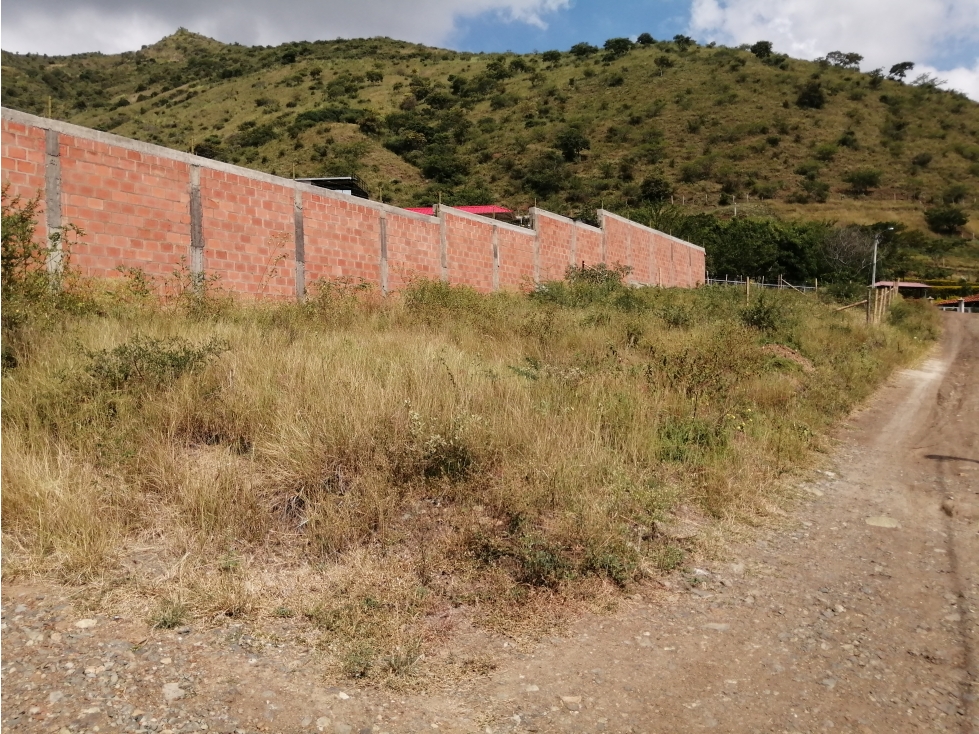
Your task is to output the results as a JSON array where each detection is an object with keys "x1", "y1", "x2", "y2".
[
  {"x1": 437, "y1": 204, "x2": 535, "y2": 236},
  {"x1": 530, "y1": 207, "x2": 573, "y2": 225},
  {"x1": 529, "y1": 207, "x2": 602, "y2": 234},
  {"x1": 598, "y1": 209, "x2": 706, "y2": 253},
  {"x1": 1, "y1": 107, "x2": 444, "y2": 222}
]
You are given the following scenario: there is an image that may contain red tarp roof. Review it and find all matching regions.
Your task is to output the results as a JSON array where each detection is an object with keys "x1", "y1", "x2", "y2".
[{"x1": 405, "y1": 205, "x2": 514, "y2": 216}]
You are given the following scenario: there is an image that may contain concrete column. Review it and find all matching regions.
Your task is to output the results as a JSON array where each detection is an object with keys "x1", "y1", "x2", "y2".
[
  {"x1": 293, "y1": 186, "x2": 306, "y2": 300},
  {"x1": 491, "y1": 225, "x2": 500, "y2": 292},
  {"x1": 570, "y1": 222, "x2": 577, "y2": 267},
  {"x1": 626, "y1": 228, "x2": 633, "y2": 284},
  {"x1": 379, "y1": 210, "x2": 388, "y2": 295},
  {"x1": 599, "y1": 210, "x2": 607, "y2": 264},
  {"x1": 669, "y1": 241, "x2": 675, "y2": 287},
  {"x1": 648, "y1": 236, "x2": 655, "y2": 287},
  {"x1": 438, "y1": 206, "x2": 448, "y2": 283},
  {"x1": 189, "y1": 165, "x2": 205, "y2": 281},
  {"x1": 44, "y1": 129, "x2": 63, "y2": 275},
  {"x1": 533, "y1": 213, "x2": 541, "y2": 284}
]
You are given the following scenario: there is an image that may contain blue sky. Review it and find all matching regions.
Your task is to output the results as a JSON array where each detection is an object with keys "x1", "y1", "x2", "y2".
[
  {"x1": 450, "y1": 0, "x2": 693, "y2": 55},
  {"x1": 3, "y1": 0, "x2": 978, "y2": 97}
]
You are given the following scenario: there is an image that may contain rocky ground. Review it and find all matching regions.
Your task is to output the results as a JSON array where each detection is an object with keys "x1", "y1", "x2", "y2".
[{"x1": 3, "y1": 314, "x2": 977, "y2": 734}]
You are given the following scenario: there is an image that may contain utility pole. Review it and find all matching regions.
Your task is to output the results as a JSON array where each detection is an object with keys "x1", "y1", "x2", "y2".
[{"x1": 870, "y1": 226, "x2": 894, "y2": 287}]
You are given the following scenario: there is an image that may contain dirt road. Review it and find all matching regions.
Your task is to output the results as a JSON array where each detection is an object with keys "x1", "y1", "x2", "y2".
[{"x1": 3, "y1": 313, "x2": 978, "y2": 734}]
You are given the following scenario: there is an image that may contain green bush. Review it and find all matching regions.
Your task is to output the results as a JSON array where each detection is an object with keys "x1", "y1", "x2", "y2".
[
  {"x1": 924, "y1": 205, "x2": 968, "y2": 234},
  {"x1": 84, "y1": 335, "x2": 227, "y2": 392},
  {"x1": 740, "y1": 293, "x2": 786, "y2": 332}
]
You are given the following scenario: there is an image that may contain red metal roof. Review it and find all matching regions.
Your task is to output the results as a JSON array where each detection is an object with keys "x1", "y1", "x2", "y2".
[
  {"x1": 404, "y1": 205, "x2": 514, "y2": 216},
  {"x1": 935, "y1": 293, "x2": 979, "y2": 305}
]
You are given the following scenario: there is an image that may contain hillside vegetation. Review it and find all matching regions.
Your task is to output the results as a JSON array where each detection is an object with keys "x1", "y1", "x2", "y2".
[
  {"x1": 3, "y1": 29, "x2": 979, "y2": 281},
  {"x1": 2, "y1": 190, "x2": 940, "y2": 681}
]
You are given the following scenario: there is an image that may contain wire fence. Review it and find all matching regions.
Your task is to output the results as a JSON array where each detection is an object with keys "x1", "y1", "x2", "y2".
[{"x1": 705, "y1": 275, "x2": 817, "y2": 293}]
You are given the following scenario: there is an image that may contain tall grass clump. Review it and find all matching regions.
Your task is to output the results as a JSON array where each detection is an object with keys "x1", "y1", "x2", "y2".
[{"x1": 1, "y1": 196, "x2": 939, "y2": 681}]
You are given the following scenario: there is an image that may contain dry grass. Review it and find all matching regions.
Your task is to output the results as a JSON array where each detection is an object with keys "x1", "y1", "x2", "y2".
[{"x1": 1, "y1": 270, "x2": 939, "y2": 683}]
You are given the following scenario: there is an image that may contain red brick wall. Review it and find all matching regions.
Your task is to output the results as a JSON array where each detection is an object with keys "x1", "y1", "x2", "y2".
[
  {"x1": 2, "y1": 119, "x2": 50, "y2": 243},
  {"x1": 199, "y1": 168, "x2": 296, "y2": 297},
  {"x1": 601, "y1": 211, "x2": 632, "y2": 278},
  {"x1": 574, "y1": 224, "x2": 603, "y2": 269},
  {"x1": 385, "y1": 208, "x2": 441, "y2": 291},
  {"x1": 533, "y1": 209, "x2": 573, "y2": 282},
  {"x1": 1, "y1": 110, "x2": 706, "y2": 298},
  {"x1": 496, "y1": 222, "x2": 536, "y2": 290},
  {"x1": 629, "y1": 226, "x2": 654, "y2": 285},
  {"x1": 441, "y1": 207, "x2": 495, "y2": 292},
  {"x1": 598, "y1": 211, "x2": 706, "y2": 287},
  {"x1": 303, "y1": 190, "x2": 381, "y2": 290},
  {"x1": 63, "y1": 134, "x2": 192, "y2": 280}
]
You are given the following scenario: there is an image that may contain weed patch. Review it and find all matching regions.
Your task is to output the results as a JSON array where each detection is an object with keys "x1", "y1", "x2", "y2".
[{"x1": 0, "y1": 247, "x2": 939, "y2": 682}]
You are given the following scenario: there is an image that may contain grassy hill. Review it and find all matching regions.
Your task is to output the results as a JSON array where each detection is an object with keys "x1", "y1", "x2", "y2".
[{"x1": 3, "y1": 29, "x2": 979, "y2": 280}]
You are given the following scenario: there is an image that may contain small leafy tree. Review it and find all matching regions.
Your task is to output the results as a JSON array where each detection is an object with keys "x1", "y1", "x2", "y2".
[
  {"x1": 750, "y1": 41, "x2": 772, "y2": 59},
  {"x1": 541, "y1": 50, "x2": 562, "y2": 64},
  {"x1": 942, "y1": 183, "x2": 970, "y2": 204},
  {"x1": 925, "y1": 205, "x2": 968, "y2": 234},
  {"x1": 524, "y1": 151, "x2": 567, "y2": 197},
  {"x1": 604, "y1": 37, "x2": 634, "y2": 59},
  {"x1": 796, "y1": 80, "x2": 826, "y2": 109},
  {"x1": 911, "y1": 152, "x2": 932, "y2": 169},
  {"x1": 637, "y1": 33, "x2": 655, "y2": 46},
  {"x1": 638, "y1": 174, "x2": 673, "y2": 203},
  {"x1": 868, "y1": 68, "x2": 885, "y2": 89},
  {"x1": 570, "y1": 42, "x2": 599, "y2": 58},
  {"x1": 824, "y1": 51, "x2": 863, "y2": 70},
  {"x1": 673, "y1": 35, "x2": 695, "y2": 51},
  {"x1": 2, "y1": 185, "x2": 87, "y2": 365},
  {"x1": 844, "y1": 168, "x2": 882, "y2": 195},
  {"x1": 555, "y1": 126, "x2": 590, "y2": 162},
  {"x1": 887, "y1": 61, "x2": 914, "y2": 81}
]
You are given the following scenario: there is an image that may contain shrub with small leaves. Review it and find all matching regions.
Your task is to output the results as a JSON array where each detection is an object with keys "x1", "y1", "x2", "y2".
[
  {"x1": 740, "y1": 293, "x2": 786, "y2": 332},
  {"x1": 85, "y1": 335, "x2": 228, "y2": 392},
  {"x1": 151, "y1": 598, "x2": 188, "y2": 629}
]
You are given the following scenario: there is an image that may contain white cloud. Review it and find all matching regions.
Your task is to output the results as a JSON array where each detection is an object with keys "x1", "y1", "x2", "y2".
[
  {"x1": 915, "y1": 60, "x2": 979, "y2": 100},
  {"x1": 1, "y1": 0, "x2": 569, "y2": 56},
  {"x1": 689, "y1": 0, "x2": 979, "y2": 99}
]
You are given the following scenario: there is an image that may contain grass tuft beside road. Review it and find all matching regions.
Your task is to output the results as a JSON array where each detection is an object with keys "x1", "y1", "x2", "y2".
[{"x1": 1, "y1": 261, "x2": 938, "y2": 682}]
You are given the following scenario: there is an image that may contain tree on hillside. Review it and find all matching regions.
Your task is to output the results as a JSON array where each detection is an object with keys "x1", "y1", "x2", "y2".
[
  {"x1": 637, "y1": 33, "x2": 655, "y2": 46},
  {"x1": 673, "y1": 35, "x2": 695, "y2": 51},
  {"x1": 524, "y1": 151, "x2": 567, "y2": 197},
  {"x1": 570, "y1": 42, "x2": 599, "y2": 58},
  {"x1": 604, "y1": 38, "x2": 634, "y2": 59},
  {"x1": 542, "y1": 50, "x2": 562, "y2": 64},
  {"x1": 555, "y1": 126, "x2": 590, "y2": 162},
  {"x1": 824, "y1": 51, "x2": 863, "y2": 70},
  {"x1": 925, "y1": 205, "x2": 968, "y2": 234},
  {"x1": 654, "y1": 55, "x2": 676, "y2": 73},
  {"x1": 887, "y1": 61, "x2": 914, "y2": 81},
  {"x1": 910, "y1": 73, "x2": 945, "y2": 90},
  {"x1": 796, "y1": 80, "x2": 826, "y2": 109},
  {"x1": 750, "y1": 41, "x2": 773, "y2": 59},
  {"x1": 942, "y1": 183, "x2": 970, "y2": 204},
  {"x1": 638, "y1": 173, "x2": 673, "y2": 203},
  {"x1": 843, "y1": 168, "x2": 882, "y2": 195},
  {"x1": 823, "y1": 226, "x2": 874, "y2": 279}
]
